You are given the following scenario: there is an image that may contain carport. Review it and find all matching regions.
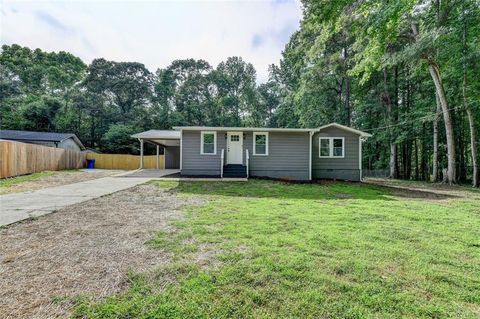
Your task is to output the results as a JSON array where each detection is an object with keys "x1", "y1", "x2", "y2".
[{"x1": 131, "y1": 130, "x2": 181, "y2": 169}]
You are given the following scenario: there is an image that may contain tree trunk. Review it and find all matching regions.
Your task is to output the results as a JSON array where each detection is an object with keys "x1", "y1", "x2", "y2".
[
  {"x1": 465, "y1": 107, "x2": 478, "y2": 187},
  {"x1": 462, "y1": 10, "x2": 479, "y2": 187},
  {"x1": 383, "y1": 68, "x2": 397, "y2": 179},
  {"x1": 422, "y1": 123, "x2": 428, "y2": 181},
  {"x1": 412, "y1": 22, "x2": 456, "y2": 184},
  {"x1": 432, "y1": 93, "x2": 441, "y2": 182},
  {"x1": 427, "y1": 62, "x2": 456, "y2": 184},
  {"x1": 344, "y1": 45, "x2": 352, "y2": 126},
  {"x1": 414, "y1": 139, "x2": 419, "y2": 180}
]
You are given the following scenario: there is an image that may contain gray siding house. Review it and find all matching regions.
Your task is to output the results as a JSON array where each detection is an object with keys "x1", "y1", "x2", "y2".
[
  {"x1": 133, "y1": 123, "x2": 371, "y2": 181},
  {"x1": 0, "y1": 130, "x2": 85, "y2": 151}
]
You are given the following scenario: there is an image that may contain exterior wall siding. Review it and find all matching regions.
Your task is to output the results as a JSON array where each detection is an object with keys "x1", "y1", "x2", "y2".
[
  {"x1": 244, "y1": 131, "x2": 310, "y2": 180},
  {"x1": 312, "y1": 127, "x2": 361, "y2": 181},
  {"x1": 58, "y1": 138, "x2": 82, "y2": 151},
  {"x1": 181, "y1": 130, "x2": 226, "y2": 176},
  {"x1": 181, "y1": 130, "x2": 310, "y2": 180}
]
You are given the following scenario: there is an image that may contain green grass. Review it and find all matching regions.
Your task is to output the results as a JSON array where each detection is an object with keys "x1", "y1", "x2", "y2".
[
  {"x1": 73, "y1": 180, "x2": 480, "y2": 318},
  {"x1": 0, "y1": 171, "x2": 56, "y2": 188}
]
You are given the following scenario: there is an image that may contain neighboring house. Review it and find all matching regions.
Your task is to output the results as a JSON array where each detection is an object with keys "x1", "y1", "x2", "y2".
[
  {"x1": 0, "y1": 130, "x2": 85, "y2": 152},
  {"x1": 132, "y1": 123, "x2": 371, "y2": 181}
]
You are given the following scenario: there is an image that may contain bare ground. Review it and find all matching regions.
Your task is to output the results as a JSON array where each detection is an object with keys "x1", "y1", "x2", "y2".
[
  {"x1": 364, "y1": 177, "x2": 480, "y2": 201},
  {"x1": 0, "y1": 184, "x2": 205, "y2": 319},
  {"x1": 0, "y1": 169, "x2": 125, "y2": 195}
]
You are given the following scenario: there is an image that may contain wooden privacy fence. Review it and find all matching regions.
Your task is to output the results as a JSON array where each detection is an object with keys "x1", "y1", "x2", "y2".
[
  {"x1": 86, "y1": 153, "x2": 164, "y2": 170},
  {"x1": 0, "y1": 140, "x2": 86, "y2": 178}
]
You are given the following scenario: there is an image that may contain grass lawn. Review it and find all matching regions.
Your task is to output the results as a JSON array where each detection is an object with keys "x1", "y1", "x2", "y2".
[{"x1": 73, "y1": 180, "x2": 480, "y2": 318}]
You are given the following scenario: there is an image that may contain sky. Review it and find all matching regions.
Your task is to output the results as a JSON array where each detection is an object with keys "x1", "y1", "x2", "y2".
[{"x1": 0, "y1": 0, "x2": 302, "y2": 83}]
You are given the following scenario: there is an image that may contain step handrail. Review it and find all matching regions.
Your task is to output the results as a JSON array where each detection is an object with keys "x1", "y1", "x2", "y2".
[
  {"x1": 220, "y1": 149, "x2": 224, "y2": 178},
  {"x1": 246, "y1": 149, "x2": 249, "y2": 178}
]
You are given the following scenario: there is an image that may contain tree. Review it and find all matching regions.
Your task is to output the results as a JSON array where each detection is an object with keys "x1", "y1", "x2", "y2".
[
  {"x1": 84, "y1": 59, "x2": 153, "y2": 125},
  {"x1": 20, "y1": 96, "x2": 62, "y2": 131},
  {"x1": 101, "y1": 124, "x2": 139, "y2": 154},
  {"x1": 216, "y1": 57, "x2": 257, "y2": 126}
]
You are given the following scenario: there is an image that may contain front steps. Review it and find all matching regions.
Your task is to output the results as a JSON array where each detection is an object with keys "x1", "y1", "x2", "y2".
[{"x1": 223, "y1": 164, "x2": 247, "y2": 178}]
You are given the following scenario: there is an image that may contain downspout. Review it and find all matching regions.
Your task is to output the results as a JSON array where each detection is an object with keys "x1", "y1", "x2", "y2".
[
  {"x1": 359, "y1": 136, "x2": 363, "y2": 181},
  {"x1": 309, "y1": 131, "x2": 314, "y2": 181},
  {"x1": 179, "y1": 129, "x2": 183, "y2": 172}
]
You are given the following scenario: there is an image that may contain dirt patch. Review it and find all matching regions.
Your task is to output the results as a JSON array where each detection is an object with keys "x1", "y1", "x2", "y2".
[
  {"x1": 364, "y1": 178, "x2": 477, "y2": 201},
  {"x1": 0, "y1": 170, "x2": 125, "y2": 195},
  {"x1": 0, "y1": 184, "x2": 204, "y2": 319}
]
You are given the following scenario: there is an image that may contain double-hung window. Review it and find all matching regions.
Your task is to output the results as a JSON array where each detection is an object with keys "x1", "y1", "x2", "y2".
[
  {"x1": 253, "y1": 132, "x2": 268, "y2": 156},
  {"x1": 319, "y1": 137, "x2": 344, "y2": 158},
  {"x1": 201, "y1": 131, "x2": 216, "y2": 155}
]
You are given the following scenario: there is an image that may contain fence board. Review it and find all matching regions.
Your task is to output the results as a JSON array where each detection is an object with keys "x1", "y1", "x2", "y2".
[
  {"x1": 0, "y1": 140, "x2": 86, "y2": 178},
  {"x1": 86, "y1": 153, "x2": 164, "y2": 170}
]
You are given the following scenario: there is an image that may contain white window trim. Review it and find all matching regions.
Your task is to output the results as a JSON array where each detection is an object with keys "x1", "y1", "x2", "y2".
[
  {"x1": 200, "y1": 131, "x2": 217, "y2": 155},
  {"x1": 319, "y1": 137, "x2": 345, "y2": 158},
  {"x1": 253, "y1": 132, "x2": 269, "y2": 156}
]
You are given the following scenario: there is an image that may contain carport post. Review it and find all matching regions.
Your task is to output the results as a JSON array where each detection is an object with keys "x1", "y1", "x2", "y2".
[
  {"x1": 139, "y1": 139, "x2": 144, "y2": 169},
  {"x1": 156, "y1": 145, "x2": 160, "y2": 169}
]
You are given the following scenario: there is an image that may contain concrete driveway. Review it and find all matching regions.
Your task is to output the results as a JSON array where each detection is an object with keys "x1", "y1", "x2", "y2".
[{"x1": 0, "y1": 169, "x2": 179, "y2": 226}]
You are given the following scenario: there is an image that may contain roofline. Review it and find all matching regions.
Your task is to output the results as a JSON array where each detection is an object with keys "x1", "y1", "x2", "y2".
[
  {"x1": 71, "y1": 135, "x2": 86, "y2": 150},
  {"x1": 315, "y1": 123, "x2": 372, "y2": 137},
  {"x1": 172, "y1": 126, "x2": 316, "y2": 133},
  {"x1": 0, "y1": 130, "x2": 86, "y2": 150},
  {"x1": 131, "y1": 130, "x2": 182, "y2": 139},
  {"x1": 2, "y1": 135, "x2": 86, "y2": 148},
  {"x1": 172, "y1": 124, "x2": 371, "y2": 136}
]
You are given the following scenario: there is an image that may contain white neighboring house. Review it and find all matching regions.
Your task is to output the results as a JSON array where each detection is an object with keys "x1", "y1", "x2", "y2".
[{"x1": 0, "y1": 130, "x2": 85, "y2": 152}]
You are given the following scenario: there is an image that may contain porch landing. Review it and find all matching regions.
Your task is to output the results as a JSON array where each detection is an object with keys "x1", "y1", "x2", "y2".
[{"x1": 122, "y1": 169, "x2": 247, "y2": 181}]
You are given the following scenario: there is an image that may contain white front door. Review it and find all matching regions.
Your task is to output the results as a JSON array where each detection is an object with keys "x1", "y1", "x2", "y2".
[{"x1": 227, "y1": 132, "x2": 243, "y2": 164}]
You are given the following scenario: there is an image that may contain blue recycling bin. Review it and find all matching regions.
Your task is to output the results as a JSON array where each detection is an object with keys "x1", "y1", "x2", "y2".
[{"x1": 86, "y1": 159, "x2": 95, "y2": 169}]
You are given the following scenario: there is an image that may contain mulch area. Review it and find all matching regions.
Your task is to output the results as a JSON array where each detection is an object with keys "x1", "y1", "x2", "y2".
[{"x1": 0, "y1": 184, "x2": 205, "y2": 319}]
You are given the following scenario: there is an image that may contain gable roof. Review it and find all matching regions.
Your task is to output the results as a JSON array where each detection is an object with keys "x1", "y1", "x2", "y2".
[
  {"x1": 316, "y1": 123, "x2": 372, "y2": 137},
  {"x1": 0, "y1": 130, "x2": 85, "y2": 149}
]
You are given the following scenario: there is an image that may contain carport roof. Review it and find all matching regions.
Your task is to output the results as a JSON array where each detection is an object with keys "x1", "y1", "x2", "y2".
[
  {"x1": 131, "y1": 130, "x2": 180, "y2": 147},
  {"x1": 131, "y1": 130, "x2": 181, "y2": 139}
]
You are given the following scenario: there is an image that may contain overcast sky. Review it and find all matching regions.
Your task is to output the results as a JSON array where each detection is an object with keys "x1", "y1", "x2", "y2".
[{"x1": 1, "y1": 0, "x2": 302, "y2": 83}]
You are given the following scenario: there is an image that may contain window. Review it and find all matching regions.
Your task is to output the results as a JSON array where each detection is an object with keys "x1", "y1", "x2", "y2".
[
  {"x1": 320, "y1": 138, "x2": 330, "y2": 157},
  {"x1": 319, "y1": 137, "x2": 344, "y2": 158},
  {"x1": 230, "y1": 135, "x2": 240, "y2": 142},
  {"x1": 201, "y1": 131, "x2": 216, "y2": 155},
  {"x1": 253, "y1": 132, "x2": 268, "y2": 155},
  {"x1": 333, "y1": 138, "x2": 343, "y2": 157}
]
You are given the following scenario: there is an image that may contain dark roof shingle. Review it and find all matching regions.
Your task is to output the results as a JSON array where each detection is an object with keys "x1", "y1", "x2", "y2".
[{"x1": 0, "y1": 130, "x2": 85, "y2": 149}]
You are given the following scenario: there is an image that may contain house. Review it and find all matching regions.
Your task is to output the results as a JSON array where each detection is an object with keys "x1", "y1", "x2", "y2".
[
  {"x1": 0, "y1": 130, "x2": 85, "y2": 152},
  {"x1": 132, "y1": 123, "x2": 371, "y2": 181}
]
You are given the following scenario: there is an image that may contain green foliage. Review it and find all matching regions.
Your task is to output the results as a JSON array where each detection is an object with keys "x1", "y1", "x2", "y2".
[
  {"x1": 101, "y1": 124, "x2": 139, "y2": 154},
  {"x1": 72, "y1": 180, "x2": 480, "y2": 318},
  {"x1": 20, "y1": 96, "x2": 62, "y2": 131}
]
